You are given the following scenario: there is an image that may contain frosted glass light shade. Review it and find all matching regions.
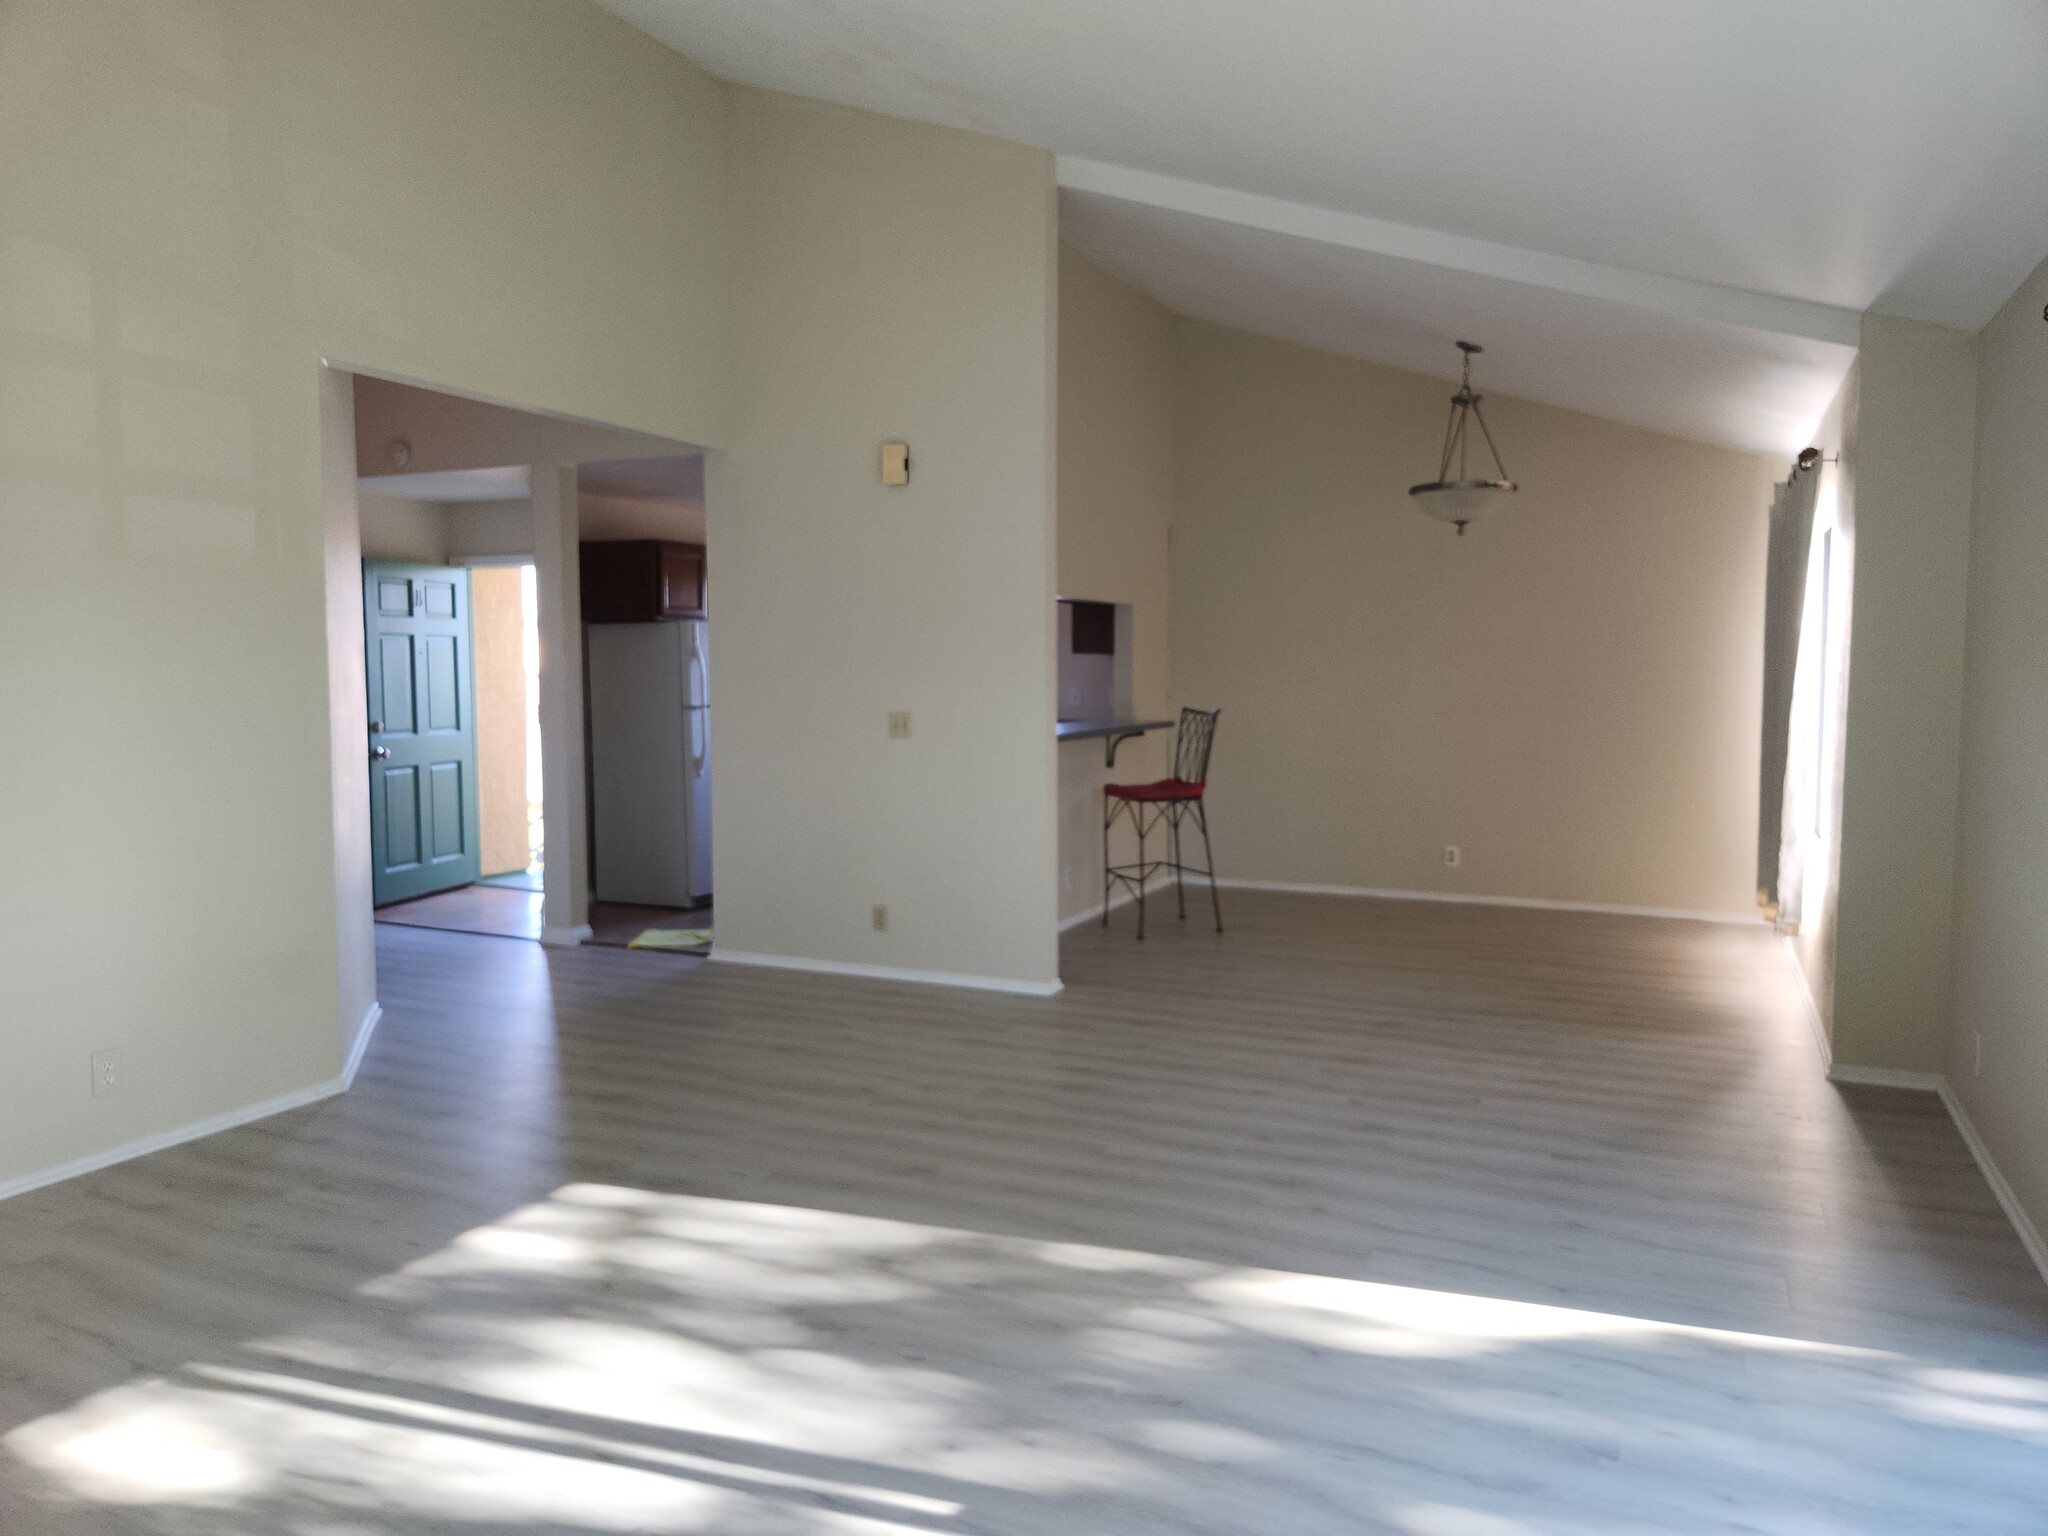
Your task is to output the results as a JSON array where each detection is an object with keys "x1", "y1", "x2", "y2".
[{"x1": 1408, "y1": 478, "x2": 1517, "y2": 526}]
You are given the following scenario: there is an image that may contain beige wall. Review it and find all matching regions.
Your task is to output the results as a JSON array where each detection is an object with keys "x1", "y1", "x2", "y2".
[
  {"x1": 709, "y1": 89, "x2": 1060, "y2": 990},
  {"x1": 360, "y1": 493, "x2": 702, "y2": 566},
  {"x1": 1056, "y1": 248, "x2": 1177, "y2": 923},
  {"x1": 580, "y1": 491, "x2": 705, "y2": 546},
  {"x1": 1827, "y1": 314, "x2": 1977, "y2": 1075},
  {"x1": 1171, "y1": 323, "x2": 1779, "y2": 915},
  {"x1": 0, "y1": 0, "x2": 729, "y2": 1189},
  {"x1": 1946, "y1": 250, "x2": 2048, "y2": 1241},
  {"x1": 357, "y1": 494, "x2": 446, "y2": 562},
  {"x1": 445, "y1": 501, "x2": 535, "y2": 563}
]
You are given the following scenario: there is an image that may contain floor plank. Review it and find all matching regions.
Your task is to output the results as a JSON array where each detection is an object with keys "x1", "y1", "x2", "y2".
[{"x1": 2, "y1": 893, "x2": 2043, "y2": 1533}]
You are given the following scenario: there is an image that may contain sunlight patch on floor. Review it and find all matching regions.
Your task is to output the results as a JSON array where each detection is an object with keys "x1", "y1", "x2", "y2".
[{"x1": 6, "y1": 1186, "x2": 2046, "y2": 1534}]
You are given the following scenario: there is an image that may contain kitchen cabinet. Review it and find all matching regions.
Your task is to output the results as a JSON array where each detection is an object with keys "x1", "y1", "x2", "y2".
[{"x1": 580, "y1": 540, "x2": 706, "y2": 623}]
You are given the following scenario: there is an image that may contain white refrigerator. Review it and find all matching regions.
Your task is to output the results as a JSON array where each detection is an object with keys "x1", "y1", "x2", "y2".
[{"x1": 586, "y1": 621, "x2": 712, "y2": 907}]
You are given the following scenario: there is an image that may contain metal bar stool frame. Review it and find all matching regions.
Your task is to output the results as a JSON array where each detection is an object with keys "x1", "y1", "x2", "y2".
[{"x1": 1102, "y1": 707, "x2": 1223, "y2": 939}]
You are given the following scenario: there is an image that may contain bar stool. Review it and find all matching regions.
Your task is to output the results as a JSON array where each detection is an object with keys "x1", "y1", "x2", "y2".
[{"x1": 1103, "y1": 707, "x2": 1222, "y2": 939}]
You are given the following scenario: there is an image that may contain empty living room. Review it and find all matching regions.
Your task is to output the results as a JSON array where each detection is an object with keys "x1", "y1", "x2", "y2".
[{"x1": 4, "y1": 2, "x2": 2048, "y2": 1532}]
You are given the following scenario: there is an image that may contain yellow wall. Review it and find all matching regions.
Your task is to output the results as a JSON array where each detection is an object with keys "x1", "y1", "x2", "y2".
[
  {"x1": 708, "y1": 90, "x2": 1060, "y2": 990},
  {"x1": 1170, "y1": 322, "x2": 1779, "y2": 915},
  {"x1": 470, "y1": 566, "x2": 531, "y2": 877},
  {"x1": 0, "y1": 0, "x2": 730, "y2": 1187},
  {"x1": 1055, "y1": 248, "x2": 1177, "y2": 924}
]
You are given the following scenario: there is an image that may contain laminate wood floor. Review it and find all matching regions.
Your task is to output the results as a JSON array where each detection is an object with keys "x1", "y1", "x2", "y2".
[{"x1": 3, "y1": 893, "x2": 2044, "y2": 1533}]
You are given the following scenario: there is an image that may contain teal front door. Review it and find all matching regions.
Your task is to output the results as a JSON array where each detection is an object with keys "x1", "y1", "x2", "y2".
[{"x1": 365, "y1": 562, "x2": 480, "y2": 905}]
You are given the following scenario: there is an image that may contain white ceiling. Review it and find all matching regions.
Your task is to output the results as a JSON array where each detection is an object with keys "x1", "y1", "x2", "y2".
[
  {"x1": 602, "y1": 0, "x2": 2048, "y2": 453},
  {"x1": 1061, "y1": 187, "x2": 1857, "y2": 454}
]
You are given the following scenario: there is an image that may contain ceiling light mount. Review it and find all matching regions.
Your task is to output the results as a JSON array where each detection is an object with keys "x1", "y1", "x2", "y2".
[{"x1": 1409, "y1": 341, "x2": 1516, "y2": 535}]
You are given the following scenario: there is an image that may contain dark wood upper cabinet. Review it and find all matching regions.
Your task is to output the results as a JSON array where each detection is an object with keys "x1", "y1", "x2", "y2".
[{"x1": 580, "y1": 540, "x2": 706, "y2": 623}]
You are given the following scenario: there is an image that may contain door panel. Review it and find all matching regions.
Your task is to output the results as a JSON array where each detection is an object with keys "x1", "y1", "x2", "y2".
[
  {"x1": 366, "y1": 562, "x2": 479, "y2": 905},
  {"x1": 428, "y1": 761, "x2": 466, "y2": 860},
  {"x1": 422, "y1": 635, "x2": 460, "y2": 731},
  {"x1": 378, "y1": 636, "x2": 416, "y2": 733},
  {"x1": 381, "y1": 765, "x2": 422, "y2": 870}
]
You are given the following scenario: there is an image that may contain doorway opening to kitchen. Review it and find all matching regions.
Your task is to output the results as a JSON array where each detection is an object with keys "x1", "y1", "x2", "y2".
[{"x1": 343, "y1": 369, "x2": 714, "y2": 958}]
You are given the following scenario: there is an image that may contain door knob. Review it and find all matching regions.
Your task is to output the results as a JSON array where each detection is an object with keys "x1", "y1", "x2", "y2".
[
  {"x1": 370, "y1": 745, "x2": 391, "y2": 760},
  {"x1": 369, "y1": 720, "x2": 385, "y2": 734}
]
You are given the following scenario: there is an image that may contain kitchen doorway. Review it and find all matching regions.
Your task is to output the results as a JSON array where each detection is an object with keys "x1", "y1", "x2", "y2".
[{"x1": 345, "y1": 370, "x2": 713, "y2": 956}]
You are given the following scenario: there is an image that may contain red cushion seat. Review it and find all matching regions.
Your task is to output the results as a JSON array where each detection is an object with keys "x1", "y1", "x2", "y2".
[{"x1": 1105, "y1": 778, "x2": 1205, "y2": 803}]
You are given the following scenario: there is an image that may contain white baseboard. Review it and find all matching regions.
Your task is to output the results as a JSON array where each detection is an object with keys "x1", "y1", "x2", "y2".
[
  {"x1": 1819, "y1": 1062, "x2": 2048, "y2": 1290},
  {"x1": 1059, "y1": 873, "x2": 1177, "y2": 931},
  {"x1": 1782, "y1": 937, "x2": 1832, "y2": 1073},
  {"x1": 1211, "y1": 878, "x2": 1760, "y2": 926},
  {"x1": 342, "y1": 1002, "x2": 383, "y2": 1088},
  {"x1": 0, "y1": 1075, "x2": 347, "y2": 1205},
  {"x1": 709, "y1": 948, "x2": 1063, "y2": 997},
  {"x1": 1940, "y1": 1081, "x2": 2048, "y2": 1288},
  {"x1": 539, "y1": 924, "x2": 592, "y2": 948},
  {"x1": 1827, "y1": 1063, "x2": 1946, "y2": 1091}
]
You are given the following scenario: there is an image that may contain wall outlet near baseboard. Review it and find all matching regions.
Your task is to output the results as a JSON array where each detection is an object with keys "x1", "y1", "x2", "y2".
[
  {"x1": 1443, "y1": 845, "x2": 1461, "y2": 868},
  {"x1": 1061, "y1": 865, "x2": 1073, "y2": 893},
  {"x1": 91, "y1": 1048, "x2": 120, "y2": 1097},
  {"x1": 872, "y1": 904, "x2": 889, "y2": 932},
  {"x1": 887, "y1": 711, "x2": 911, "y2": 739}
]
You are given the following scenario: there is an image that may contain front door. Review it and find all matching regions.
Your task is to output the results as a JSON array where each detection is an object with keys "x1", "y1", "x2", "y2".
[{"x1": 365, "y1": 562, "x2": 480, "y2": 905}]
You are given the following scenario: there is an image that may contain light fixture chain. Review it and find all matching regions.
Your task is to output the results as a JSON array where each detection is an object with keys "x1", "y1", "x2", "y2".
[{"x1": 1469, "y1": 397, "x2": 1509, "y2": 481}]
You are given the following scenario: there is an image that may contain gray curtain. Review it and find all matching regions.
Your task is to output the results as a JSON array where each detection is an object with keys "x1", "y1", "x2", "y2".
[{"x1": 1756, "y1": 462, "x2": 1821, "y2": 919}]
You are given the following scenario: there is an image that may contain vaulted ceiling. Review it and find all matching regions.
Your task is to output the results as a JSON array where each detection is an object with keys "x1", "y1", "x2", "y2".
[{"x1": 602, "y1": 0, "x2": 2048, "y2": 453}]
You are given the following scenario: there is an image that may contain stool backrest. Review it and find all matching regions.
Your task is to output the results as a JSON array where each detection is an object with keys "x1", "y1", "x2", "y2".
[{"x1": 1173, "y1": 707, "x2": 1220, "y2": 786}]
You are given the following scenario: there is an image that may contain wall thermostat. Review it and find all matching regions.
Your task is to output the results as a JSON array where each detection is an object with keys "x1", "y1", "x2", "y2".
[{"x1": 880, "y1": 440, "x2": 909, "y2": 486}]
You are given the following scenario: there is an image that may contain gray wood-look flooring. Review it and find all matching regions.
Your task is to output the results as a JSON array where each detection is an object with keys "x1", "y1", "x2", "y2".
[{"x1": 2, "y1": 892, "x2": 2044, "y2": 1533}]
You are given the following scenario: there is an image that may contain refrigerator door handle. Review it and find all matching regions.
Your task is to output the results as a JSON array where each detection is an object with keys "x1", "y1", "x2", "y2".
[
  {"x1": 686, "y1": 705, "x2": 708, "y2": 777},
  {"x1": 686, "y1": 628, "x2": 708, "y2": 709}
]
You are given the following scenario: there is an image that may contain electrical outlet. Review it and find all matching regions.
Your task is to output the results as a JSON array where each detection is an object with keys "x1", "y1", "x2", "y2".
[
  {"x1": 872, "y1": 904, "x2": 889, "y2": 932},
  {"x1": 1443, "y1": 845, "x2": 1461, "y2": 868},
  {"x1": 1062, "y1": 865, "x2": 1073, "y2": 893},
  {"x1": 91, "y1": 1048, "x2": 120, "y2": 1097},
  {"x1": 887, "y1": 711, "x2": 912, "y2": 739}
]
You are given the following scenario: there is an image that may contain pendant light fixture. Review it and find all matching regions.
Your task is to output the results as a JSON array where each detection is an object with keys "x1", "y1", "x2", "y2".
[{"x1": 1409, "y1": 341, "x2": 1516, "y2": 535}]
